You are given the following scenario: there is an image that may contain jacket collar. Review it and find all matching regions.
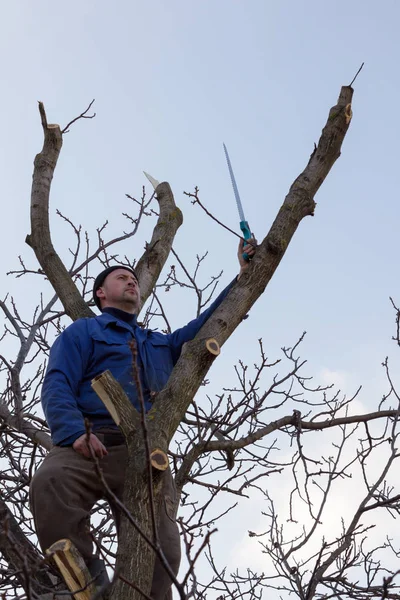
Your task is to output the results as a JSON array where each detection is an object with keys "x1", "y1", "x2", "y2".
[{"x1": 95, "y1": 311, "x2": 138, "y2": 331}]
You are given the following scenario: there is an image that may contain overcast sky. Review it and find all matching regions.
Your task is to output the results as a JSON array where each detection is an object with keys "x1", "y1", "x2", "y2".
[{"x1": 1, "y1": 0, "x2": 400, "y2": 591}]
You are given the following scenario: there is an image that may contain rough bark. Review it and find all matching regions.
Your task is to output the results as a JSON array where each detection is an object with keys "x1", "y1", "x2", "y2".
[
  {"x1": 92, "y1": 371, "x2": 169, "y2": 600},
  {"x1": 112, "y1": 462, "x2": 164, "y2": 600},
  {"x1": 26, "y1": 102, "x2": 93, "y2": 321},
  {"x1": 151, "y1": 86, "x2": 354, "y2": 450}
]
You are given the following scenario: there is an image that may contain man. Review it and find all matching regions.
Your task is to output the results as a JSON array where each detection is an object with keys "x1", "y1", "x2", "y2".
[{"x1": 30, "y1": 239, "x2": 256, "y2": 599}]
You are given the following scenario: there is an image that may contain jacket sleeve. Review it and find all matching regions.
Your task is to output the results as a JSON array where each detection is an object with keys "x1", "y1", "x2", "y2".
[
  {"x1": 41, "y1": 320, "x2": 92, "y2": 446},
  {"x1": 167, "y1": 278, "x2": 236, "y2": 365}
]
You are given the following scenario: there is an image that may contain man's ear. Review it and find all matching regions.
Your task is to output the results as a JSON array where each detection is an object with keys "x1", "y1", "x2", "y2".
[{"x1": 96, "y1": 287, "x2": 106, "y2": 300}]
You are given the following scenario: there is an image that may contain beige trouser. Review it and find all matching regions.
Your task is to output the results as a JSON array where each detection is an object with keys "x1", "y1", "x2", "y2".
[{"x1": 29, "y1": 443, "x2": 181, "y2": 600}]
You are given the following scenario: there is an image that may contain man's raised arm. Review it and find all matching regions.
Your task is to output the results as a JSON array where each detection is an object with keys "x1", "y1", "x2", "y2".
[{"x1": 167, "y1": 238, "x2": 256, "y2": 363}]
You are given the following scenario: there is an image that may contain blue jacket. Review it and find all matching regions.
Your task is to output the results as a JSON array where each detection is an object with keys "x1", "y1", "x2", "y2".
[{"x1": 42, "y1": 280, "x2": 235, "y2": 446}]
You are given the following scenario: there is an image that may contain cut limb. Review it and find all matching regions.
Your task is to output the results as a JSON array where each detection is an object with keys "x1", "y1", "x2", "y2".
[
  {"x1": 92, "y1": 370, "x2": 168, "y2": 463},
  {"x1": 46, "y1": 538, "x2": 96, "y2": 600},
  {"x1": 205, "y1": 338, "x2": 220, "y2": 356},
  {"x1": 91, "y1": 373, "x2": 122, "y2": 426},
  {"x1": 150, "y1": 448, "x2": 169, "y2": 471},
  {"x1": 91, "y1": 369, "x2": 140, "y2": 437}
]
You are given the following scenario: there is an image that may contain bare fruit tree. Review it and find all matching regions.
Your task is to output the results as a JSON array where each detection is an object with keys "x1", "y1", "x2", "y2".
[{"x1": 2, "y1": 74, "x2": 400, "y2": 600}]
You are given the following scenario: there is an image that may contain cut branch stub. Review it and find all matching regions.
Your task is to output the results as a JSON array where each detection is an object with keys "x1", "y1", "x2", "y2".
[
  {"x1": 345, "y1": 103, "x2": 353, "y2": 124},
  {"x1": 150, "y1": 448, "x2": 169, "y2": 471},
  {"x1": 46, "y1": 538, "x2": 96, "y2": 600},
  {"x1": 205, "y1": 337, "x2": 220, "y2": 356},
  {"x1": 91, "y1": 370, "x2": 140, "y2": 438}
]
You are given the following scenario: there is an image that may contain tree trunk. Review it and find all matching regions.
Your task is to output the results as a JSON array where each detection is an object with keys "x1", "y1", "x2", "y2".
[{"x1": 110, "y1": 450, "x2": 165, "y2": 600}]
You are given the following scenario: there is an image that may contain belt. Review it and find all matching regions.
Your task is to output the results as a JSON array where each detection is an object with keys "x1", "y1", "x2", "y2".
[{"x1": 95, "y1": 432, "x2": 126, "y2": 447}]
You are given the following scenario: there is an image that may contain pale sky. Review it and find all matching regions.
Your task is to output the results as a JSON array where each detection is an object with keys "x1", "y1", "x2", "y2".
[{"x1": 1, "y1": 0, "x2": 400, "y2": 593}]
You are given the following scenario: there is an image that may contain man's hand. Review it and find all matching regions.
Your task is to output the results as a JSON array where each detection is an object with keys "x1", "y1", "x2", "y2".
[
  {"x1": 238, "y1": 236, "x2": 257, "y2": 278},
  {"x1": 72, "y1": 433, "x2": 108, "y2": 459}
]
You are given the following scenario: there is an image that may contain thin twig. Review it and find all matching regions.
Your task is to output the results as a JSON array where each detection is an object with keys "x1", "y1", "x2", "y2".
[
  {"x1": 62, "y1": 99, "x2": 96, "y2": 134},
  {"x1": 184, "y1": 188, "x2": 256, "y2": 246},
  {"x1": 349, "y1": 62, "x2": 364, "y2": 87}
]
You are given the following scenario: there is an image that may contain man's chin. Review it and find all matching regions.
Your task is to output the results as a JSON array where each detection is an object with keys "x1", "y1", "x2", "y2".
[
  {"x1": 121, "y1": 293, "x2": 139, "y2": 309},
  {"x1": 124, "y1": 293, "x2": 137, "y2": 303}
]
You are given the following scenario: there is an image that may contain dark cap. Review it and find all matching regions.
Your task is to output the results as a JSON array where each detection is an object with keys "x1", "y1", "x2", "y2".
[{"x1": 93, "y1": 265, "x2": 138, "y2": 309}]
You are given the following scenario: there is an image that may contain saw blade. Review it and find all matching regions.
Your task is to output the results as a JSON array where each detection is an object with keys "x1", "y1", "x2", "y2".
[
  {"x1": 223, "y1": 143, "x2": 246, "y2": 223},
  {"x1": 143, "y1": 171, "x2": 160, "y2": 190}
]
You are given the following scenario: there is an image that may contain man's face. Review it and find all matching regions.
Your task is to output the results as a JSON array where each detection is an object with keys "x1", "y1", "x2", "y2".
[{"x1": 96, "y1": 269, "x2": 141, "y2": 313}]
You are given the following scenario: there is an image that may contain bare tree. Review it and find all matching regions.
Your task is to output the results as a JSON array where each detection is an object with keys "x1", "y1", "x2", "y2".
[{"x1": 2, "y1": 73, "x2": 399, "y2": 600}]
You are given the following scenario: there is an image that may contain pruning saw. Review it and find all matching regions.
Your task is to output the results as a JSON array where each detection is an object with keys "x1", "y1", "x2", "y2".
[{"x1": 223, "y1": 143, "x2": 252, "y2": 261}]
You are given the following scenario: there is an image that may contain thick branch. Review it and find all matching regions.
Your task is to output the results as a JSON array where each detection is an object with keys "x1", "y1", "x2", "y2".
[
  {"x1": 135, "y1": 182, "x2": 183, "y2": 311},
  {"x1": 0, "y1": 403, "x2": 52, "y2": 450},
  {"x1": 152, "y1": 85, "x2": 354, "y2": 446},
  {"x1": 0, "y1": 496, "x2": 59, "y2": 593},
  {"x1": 91, "y1": 372, "x2": 172, "y2": 600},
  {"x1": 188, "y1": 410, "x2": 399, "y2": 458},
  {"x1": 26, "y1": 102, "x2": 94, "y2": 321}
]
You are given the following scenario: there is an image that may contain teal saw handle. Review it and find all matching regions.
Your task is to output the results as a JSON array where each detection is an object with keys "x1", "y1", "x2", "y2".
[{"x1": 240, "y1": 220, "x2": 252, "y2": 261}]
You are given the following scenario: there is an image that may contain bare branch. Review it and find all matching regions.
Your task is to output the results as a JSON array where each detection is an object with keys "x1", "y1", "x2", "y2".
[
  {"x1": 349, "y1": 62, "x2": 365, "y2": 87},
  {"x1": 153, "y1": 85, "x2": 355, "y2": 449},
  {"x1": 26, "y1": 102, "x2": 93, "y2": 321},
  {"x1": 135, "y1": 182, "x2": 183, "y2": 311},
  {"x1": 61, "y1": 99, "x2": 96, "y2": 134}
]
